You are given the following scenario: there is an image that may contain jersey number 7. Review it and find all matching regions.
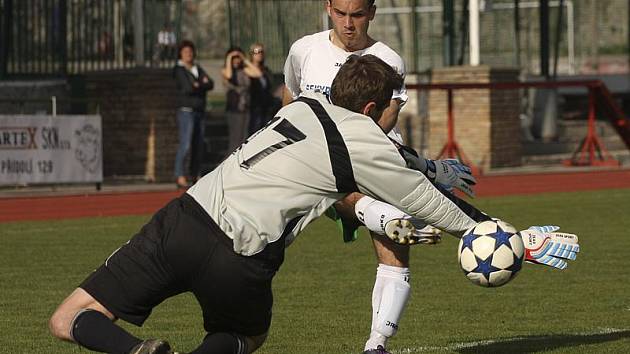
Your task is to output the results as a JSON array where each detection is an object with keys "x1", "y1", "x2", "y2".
[{"x1": 240, "y1": 118, "x2": 307, "y2": 169}]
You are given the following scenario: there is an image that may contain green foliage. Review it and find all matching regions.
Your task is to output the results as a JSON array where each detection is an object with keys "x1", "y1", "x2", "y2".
[{"x1": 1, "y1": 190, "x2": 630, "y2": 353}]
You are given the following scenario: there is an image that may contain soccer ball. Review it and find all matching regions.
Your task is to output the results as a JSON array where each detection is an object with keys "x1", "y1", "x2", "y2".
[{"x1": 457, "y1": 220, "x2": 525, "y2": 287}]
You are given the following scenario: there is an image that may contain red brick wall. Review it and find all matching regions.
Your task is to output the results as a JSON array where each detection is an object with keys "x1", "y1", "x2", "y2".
[{"x1": 427, "y1": 66, "x2": 522, "y2": 171}]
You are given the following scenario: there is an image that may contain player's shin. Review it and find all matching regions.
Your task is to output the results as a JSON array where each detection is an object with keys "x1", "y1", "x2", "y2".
[
  {"x1": 364, "y1": 264, "x2": 411, "y2": 351},
  {"x1": 190, "y1": 332, "x2": 249, "y2": 354},
  {"x1": 70, "y1": 308, "x2": 143, "y2": 353}
]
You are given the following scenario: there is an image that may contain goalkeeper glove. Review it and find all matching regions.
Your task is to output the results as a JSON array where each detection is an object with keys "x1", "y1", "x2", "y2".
[
  {"x1": 425, "y1": 158, "x2": 476, "y2": 198},
  {"x1": 520, "y1": 225, "x2": 580, "y2": 270},
  {"x1": 395, "y1": 143, "x2": 476, "y2": 198}
]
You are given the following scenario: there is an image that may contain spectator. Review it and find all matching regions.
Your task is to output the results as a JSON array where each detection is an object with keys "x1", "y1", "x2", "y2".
[
  {"x1": 157, "y1": 23, "x2": 177, "y2": 61},
  {"x1": 173, "y1": 40, "x2": 214, "y2": 189},
  {"x1": 221, "y1": 46, "x2": 262, "y2": 151},
  {"x1": 97, "y1": 31, "x2": 113, "y2": 59},
  {"x1": 248, "y1": 43, "x2": 275, "y2": 134}
]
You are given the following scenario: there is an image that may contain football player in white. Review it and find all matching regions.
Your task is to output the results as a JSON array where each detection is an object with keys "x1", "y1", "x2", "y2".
[{"x1": 282, "y1": 1, "x2": 477, "y2": 351}]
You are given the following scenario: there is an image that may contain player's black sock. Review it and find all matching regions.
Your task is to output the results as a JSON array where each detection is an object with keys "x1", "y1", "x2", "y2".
[
  {"x1": 71, "y1": 309, "x2": 142, "y2": 353},
  {"x1": 190, "y1": 332, "x2": 249, "y2": 354}
]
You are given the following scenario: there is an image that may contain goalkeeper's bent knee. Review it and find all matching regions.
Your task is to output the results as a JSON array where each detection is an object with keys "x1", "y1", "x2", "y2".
[{"x1": 373, "y1": 264, "x2": 411, "y2": 337}]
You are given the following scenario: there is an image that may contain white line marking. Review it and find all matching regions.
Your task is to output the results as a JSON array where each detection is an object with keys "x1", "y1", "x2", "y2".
[{"x1": 391, "y1": 328, "x2": 629, "y2": 353}]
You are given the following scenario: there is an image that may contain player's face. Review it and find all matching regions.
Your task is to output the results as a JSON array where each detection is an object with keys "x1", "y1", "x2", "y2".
[{"x1": 326, "y1": 0, "x2": 375, "y2": 51}]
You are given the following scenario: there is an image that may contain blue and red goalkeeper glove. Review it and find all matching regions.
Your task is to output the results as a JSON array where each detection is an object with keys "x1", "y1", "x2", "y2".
[{"x1": 520, "y1": 225, "x2": 580, "y2": 270}]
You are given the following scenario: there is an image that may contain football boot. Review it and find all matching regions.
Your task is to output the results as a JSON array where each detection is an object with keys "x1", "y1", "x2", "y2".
[{"x1": 128, "y1": 339, "x2": 173, "y2": 354}]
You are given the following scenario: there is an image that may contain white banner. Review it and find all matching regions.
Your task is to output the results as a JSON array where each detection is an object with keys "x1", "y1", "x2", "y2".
[{"x1": 0, "y1": 115, "x2": 103, "y2": 185}]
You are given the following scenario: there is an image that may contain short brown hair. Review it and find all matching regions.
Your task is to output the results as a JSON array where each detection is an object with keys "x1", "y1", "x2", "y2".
[
  {"x1": 330, "y1": 54, "x2": 403, "y2": 113},
  {"x1": 328, "y1": 0, "x2": 375, "y2": 7},
  {"x1": 177, "y1": 40, "x2": 196, "y2": 59}
]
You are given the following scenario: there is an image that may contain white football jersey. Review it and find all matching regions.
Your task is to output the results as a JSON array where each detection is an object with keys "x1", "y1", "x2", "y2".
[
  {"x1": 188, "y1": 93, "x2": 479, "y2": 257},
  {"x1": 284, "y1": 30, "x2": 407, "y2": 144}
]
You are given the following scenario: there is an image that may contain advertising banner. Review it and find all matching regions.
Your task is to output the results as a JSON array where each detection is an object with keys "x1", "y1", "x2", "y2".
[{"x1": 0, "y1": 115, "x2": 103, "y2": 185}]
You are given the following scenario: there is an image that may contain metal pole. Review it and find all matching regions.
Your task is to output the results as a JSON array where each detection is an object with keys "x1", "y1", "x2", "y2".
[
  {"x1": 114, "y1": 0, "x2": 123, "y2": 66},
  {"x1": 0, "y1": 0, "x2": 12, "y2": 78},
  {"x1": 469, "y1": 0, "x2": 480, "y2": 66},
  {"x1": 514, "y1": 0, "x2": 521, "y2": 68},
  {"x1": 552, "y1": 0, "x2": 564, "y2": 78},
  {"x1": 566, "y1": 1, "x2": 575, "y2": 74},
  {"x1": 457, "y1": 0, "x2": 468, "y2": 65},
  {"x1": 539, "y1": 0, "x2": 550, "y2": 78},
  {"x1": 442, "y1": 0, "x2": 455, "y2": 66},
  {"x1": 410, "y1": 0, "x2": 419, "y2": 72},
  {"x1": 59, "y1": 0, "x2": 68, "y2": 75},
  {"x1": 133, "y1": 0, "x2": 144, "y2": 67}
]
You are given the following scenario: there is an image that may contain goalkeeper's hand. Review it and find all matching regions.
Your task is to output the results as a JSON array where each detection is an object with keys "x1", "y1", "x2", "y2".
[
  {"x1": 520, "y1": 225, "x2": 580, "y2": 270},
  {"x1": 426, "y1": 158, "x2": 476, "y2": 198}
]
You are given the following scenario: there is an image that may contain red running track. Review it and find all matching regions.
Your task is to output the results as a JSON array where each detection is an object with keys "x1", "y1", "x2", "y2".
[{"x1": 1, "y1": 169, "x2": 630, "y2": 223}]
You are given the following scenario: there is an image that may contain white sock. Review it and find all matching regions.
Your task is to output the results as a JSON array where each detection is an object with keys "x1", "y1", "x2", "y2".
[
  {"x1": 355, "y1": 196, "x2": 409, "y2": 235},
  {"x1": 364, "y1": 264, "x2": 411, "y2": 351}
]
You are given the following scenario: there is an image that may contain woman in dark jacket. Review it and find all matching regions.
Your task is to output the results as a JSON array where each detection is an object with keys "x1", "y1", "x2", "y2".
[
  {"x1": 173, "y1": 40, "x2": 213, "y2": 188},
  {"x1": 248, "y1": 43, "x2": 275, "y2": 134}
]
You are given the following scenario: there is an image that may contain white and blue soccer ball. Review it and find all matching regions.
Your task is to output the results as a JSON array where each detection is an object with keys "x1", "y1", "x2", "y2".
[{"x1": 457, "y1": 220, "x2": 525, "y2": 287}]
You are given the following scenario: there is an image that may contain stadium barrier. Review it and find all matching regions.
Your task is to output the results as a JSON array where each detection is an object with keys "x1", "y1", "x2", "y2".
[{"x1": 406, "y1": 80, "x2": 630, "y2": 172}]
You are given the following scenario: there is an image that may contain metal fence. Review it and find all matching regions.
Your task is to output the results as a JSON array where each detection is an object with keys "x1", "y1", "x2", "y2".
[
  {"x1": 226, "y1": 0, "x2": 629, "y2": 76},
  {"x1": 4, "y1": 0, "x2": 628, "y2": 78},
  {"x1": 226, "y1": 0, "x2": 326, "y2": 73},
  {"x1": 0, "y1": 0, "x2": 182, "y2": 78}
]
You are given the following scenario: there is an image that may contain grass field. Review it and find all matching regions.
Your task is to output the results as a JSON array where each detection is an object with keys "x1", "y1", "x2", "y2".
[{"x1": 1, "y1": 189, "x2": 630, "y2": 353}]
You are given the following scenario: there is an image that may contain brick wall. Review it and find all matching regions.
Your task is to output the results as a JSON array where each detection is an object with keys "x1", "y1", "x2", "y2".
[
  {"x1": 426, "y1": 66, "x2": 522, "y2": 171},
  {"x1": 78, "y1": 69, "x2": 180, "y2": 182}
]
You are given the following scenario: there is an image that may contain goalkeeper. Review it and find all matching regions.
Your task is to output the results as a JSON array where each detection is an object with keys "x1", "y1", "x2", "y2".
[{"x1": 48, "y1": 55, "x2": 578, "y2": 354}]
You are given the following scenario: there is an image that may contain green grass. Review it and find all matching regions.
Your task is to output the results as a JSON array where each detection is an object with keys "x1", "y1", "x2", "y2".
[{"x1": 1, "y1": 189, "x2": 630, "y2": 353}]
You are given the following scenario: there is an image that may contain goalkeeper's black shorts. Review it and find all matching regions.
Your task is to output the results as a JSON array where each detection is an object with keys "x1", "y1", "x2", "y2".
[{"x1": 80, "y1": 193, "x2": 280, "y2": 337}]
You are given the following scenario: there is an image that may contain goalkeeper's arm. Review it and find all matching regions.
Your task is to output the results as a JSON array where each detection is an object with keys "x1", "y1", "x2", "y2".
[{"x1": 328, "y1": 143, "x2": 478, "y2": 243}]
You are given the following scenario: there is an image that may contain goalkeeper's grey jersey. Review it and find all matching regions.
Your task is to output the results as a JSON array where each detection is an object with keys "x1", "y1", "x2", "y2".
[{"x1": 187, "y1": 93, "x2": 478, "y2": 256}]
